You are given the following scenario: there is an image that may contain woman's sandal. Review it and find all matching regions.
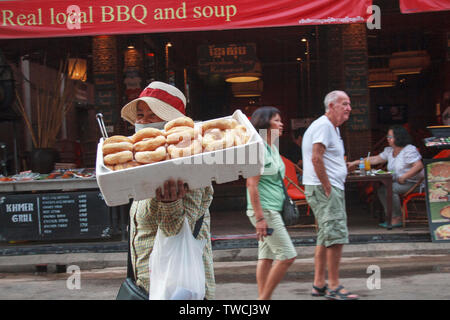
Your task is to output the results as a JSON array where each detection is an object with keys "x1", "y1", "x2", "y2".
[
  {"x1": 311, "y1": 284, "x2": 328, "y2": 297},
  {"x1": 325, "y1": 285, "x2": 359, "y2": 300}
]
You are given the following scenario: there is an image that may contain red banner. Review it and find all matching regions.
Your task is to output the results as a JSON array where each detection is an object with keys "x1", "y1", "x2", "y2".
[
  {"x1": 400, "y1": 0, "x2": 450, "y2": 13},
  {"x1": 0, "y1": 0, "x2": 372, "y2": 39}
]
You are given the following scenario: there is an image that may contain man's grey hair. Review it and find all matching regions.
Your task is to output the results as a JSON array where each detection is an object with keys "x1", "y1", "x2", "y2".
[{"x1": 324, "y1": 90, "x2": 347, "y2": 112}]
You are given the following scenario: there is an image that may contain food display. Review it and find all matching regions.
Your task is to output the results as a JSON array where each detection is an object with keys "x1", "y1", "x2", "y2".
[
  {"x1": 435, "y1": 224, "x2": 450, "y2": 240},
  {"x1": 102, "y1": 116, "x2": 251, "y2": 171},
  {"x1": 440, "y1": 206, "x2": 450, "y2": 219},
  {"x1": 95, "y1": 110, "x2": 264, "y2": 206},
  {"x1": 424, "y1": 136, "x2": 450, "y2": 148},
  {"x1": 0, "y1": 169, "x2": 95, "y2": 183},
  {"x1": 428, "y1": 181, "x2": 450, "y2": 201},
  {"x1": 428, "y1": 161, "x2": 450, "y2": 181},
  {"x1": 425, "y1": 158, "x2": 450, "y2": 242}
]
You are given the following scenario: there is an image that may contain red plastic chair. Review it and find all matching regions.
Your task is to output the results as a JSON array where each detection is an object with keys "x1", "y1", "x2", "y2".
[{"x1": 280, "y1": 156, "x2": 316, "y2": 229}]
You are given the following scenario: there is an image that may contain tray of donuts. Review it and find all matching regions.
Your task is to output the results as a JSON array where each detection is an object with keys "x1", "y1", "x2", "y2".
[{"x1": 96, "y1": 109, "x2": 265, "y2": 206}]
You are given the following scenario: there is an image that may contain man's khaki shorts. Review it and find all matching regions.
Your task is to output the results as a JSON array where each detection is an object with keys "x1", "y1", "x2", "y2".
[
  {"x1": 304, "y1": 185, "x2": 349, "y2": 247},
  {"x1": 247, "y1": 209, "x2": 297, "y2": 261}
]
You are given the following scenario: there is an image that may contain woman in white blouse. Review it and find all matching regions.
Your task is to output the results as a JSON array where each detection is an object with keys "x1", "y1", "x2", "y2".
[{"x1": 348, "y1": 126, "x2": 424, "y2": 228}]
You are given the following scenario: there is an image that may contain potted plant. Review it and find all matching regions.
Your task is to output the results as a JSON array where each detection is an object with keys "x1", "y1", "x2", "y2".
[{"x1": 14, "y1": 59, "x2": 78, "y2": 173}]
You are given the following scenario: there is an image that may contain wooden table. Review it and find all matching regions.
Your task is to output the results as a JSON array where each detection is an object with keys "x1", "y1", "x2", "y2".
[{"x1": 346, "y1": 173, "x2": 394, "y2": 230}]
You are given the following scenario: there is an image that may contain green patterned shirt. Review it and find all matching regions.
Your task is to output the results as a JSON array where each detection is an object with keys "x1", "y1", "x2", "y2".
[{"x1": 129, "y1": 186, "x2": 215, "y2": 300}]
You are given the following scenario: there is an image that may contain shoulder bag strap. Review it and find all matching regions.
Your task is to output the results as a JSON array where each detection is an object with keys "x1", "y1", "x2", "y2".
[
  {"x1": 193, "y1": 214, "x2": 205, "y2": 239},
  {"x1": 126, "y1": 215, "x2": 134, "y2": 280},
  {"x1": 278, "y1": 171, "x2": 290, "y2": 200}
]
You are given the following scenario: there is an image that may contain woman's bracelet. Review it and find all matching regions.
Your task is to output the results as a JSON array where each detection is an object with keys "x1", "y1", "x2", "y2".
[{"x1": 256, "y1": 217, "x2": 265, "y2": 223}]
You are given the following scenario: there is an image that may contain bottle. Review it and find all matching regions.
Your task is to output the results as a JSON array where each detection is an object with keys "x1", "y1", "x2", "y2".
[{"x1": 359, "y1": 157, "x2": 365, "y2": 176}]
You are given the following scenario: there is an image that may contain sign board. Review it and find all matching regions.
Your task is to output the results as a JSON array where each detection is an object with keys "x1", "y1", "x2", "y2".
[
  {"x1": 424, "y1": 158, "x2": 450, "y2": 242},
  {"x1": 0, "y1": 0, "x2": 371, "y2": 39},
  {"x1": 197, "y1": 43, "x2": 257, "y2": 76},
  {"x1": 342, "y1": 29, "x2": 370, "y2": 132},
  {"x1": 93, "y1": 36, "x2": 118, "y2": 133},
  {"x1": 0, "y1": 191, "x2": 111, "y2": 241},
  {"x1": 347, "y1": 94, "x2": 370, "y2": 131},
  {"x1": 400, "y1": 0, "x2": 450, "y2": 13}
]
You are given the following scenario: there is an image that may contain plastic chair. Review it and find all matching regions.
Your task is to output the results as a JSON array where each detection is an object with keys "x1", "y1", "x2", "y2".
[
  {"x1": 280, "y1": 156, "x2": 317, "y2": 229},
  {"x1": 401, "y1": 177, "x2": 427, "y2": 227}
]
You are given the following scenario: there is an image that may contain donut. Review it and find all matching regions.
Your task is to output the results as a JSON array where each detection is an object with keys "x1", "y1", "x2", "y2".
[
  {"x1": 201, "y1": 119, "x2": 236, "y2": 134},
  {"x1": 135, "y1": 146, "x2": 167, "y2": 164},
  {"x1": 168, "y1": 140, "x2": 202, "y2": 159},
  {"x1": 114, "y1": 161, "x2": 141, "y2": 171},
  {"x1": 104, "y1": 135, "x2": 133, "y2": 145},
  {"x1": 102, "y1": 141, "x2": 133, "y2": 155},
  {"x1": 202, "y1": 128, "x2": 223, "y2": 147},
  {"x1": 104, "y1": 150, "x2": 133, "y2": 165},
  {"x1": 233, "y1": 125, "x2": 250, "y2": 146},
  {"x1": 203, "y1": 129, "x2": 235, "y2": 152},
  {"x1": 166, "y1": 127, "x2": 195, "y2": 145},
  {"x1": 132, "y1": 127, "x2": 163, "y2": 143},
  {"x1": 164, "y1": 125, "x2": 194, "y2": 136},
  {"x1": 133, "y1": 135, "x2": 166, "y2": 152},
  {"x1": 164, "y1": 116, "x2": 194, "y2": 132}
]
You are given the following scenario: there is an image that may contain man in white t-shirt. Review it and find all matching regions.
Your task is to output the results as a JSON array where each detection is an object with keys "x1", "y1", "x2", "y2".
[{"x1": 302, "y1": 90, "x2": 359, "y2": 300}]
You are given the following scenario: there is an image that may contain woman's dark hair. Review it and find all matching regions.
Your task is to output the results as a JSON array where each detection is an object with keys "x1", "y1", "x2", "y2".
[
  {"x1": 250, "y1": 106, "x2": 281, "y2": 130},
  {"x1": 390, "y1": 125, "x2": 412, "y2": 147}
]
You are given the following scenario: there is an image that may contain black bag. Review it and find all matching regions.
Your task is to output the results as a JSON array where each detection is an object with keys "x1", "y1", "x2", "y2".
[
  {"x1": 116, "y1": 277, "x2": 149, "y2": 300},
  {"x1": 116, "y1": 214, "x2": 205, "y2": 300},
  {"x1": 278, "y1": 172, "x2": 300, "y2": 226}
]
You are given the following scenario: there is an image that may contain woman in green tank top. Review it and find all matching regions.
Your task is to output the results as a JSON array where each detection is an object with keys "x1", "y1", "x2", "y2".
[{"x1": 246, "y1": 107, "x2": 297, "y2": 300}]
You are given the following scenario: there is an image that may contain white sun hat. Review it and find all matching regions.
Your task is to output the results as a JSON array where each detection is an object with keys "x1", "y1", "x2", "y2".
[{"x1": 121, "y1": 81, "x2": 186, "y2": 124}]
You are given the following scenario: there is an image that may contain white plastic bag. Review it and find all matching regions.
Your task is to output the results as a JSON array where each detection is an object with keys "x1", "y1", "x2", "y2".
[{"x1": 149, "y1": 217, "x2": 206, "y2": 300}]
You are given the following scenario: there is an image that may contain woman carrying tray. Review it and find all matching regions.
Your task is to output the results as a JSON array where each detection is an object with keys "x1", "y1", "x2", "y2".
[
  {"x1": 246, "y1": 106, "x2": 297, "y2": 300},
  {"x1": 120, "y1": 81, "x2": 215, "y2": 299}
]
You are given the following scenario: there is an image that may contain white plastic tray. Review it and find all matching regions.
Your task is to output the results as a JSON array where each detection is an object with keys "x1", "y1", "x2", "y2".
[{"x1": 95, "y1": 110, "x2": 265, "y2": 207}]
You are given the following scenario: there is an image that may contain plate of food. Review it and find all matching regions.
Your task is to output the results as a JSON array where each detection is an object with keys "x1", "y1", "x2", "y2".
[
  {"x1": 435, "y1": 224, "x2": 450, "y2": 240},
  {"x1": 440, "y1": 205, "x2": 450, "y2": 220},
  {"x1": 374, "y1": 169, "x2": 391, "y2": 175},
  {"x1": 427, "y1": 161, "x2": 450, "y2": 181},
  {"x1": 428, "y1": 181, "x2": 450, "y2": 202}
]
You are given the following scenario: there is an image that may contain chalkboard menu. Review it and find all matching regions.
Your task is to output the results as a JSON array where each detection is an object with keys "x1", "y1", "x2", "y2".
[{"x1": 0, "y1": 191, "x2": 111, "y2": 241}]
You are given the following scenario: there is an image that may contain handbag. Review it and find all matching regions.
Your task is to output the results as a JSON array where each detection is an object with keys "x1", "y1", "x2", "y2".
[
  {"x1": 278, "y1": 171, "x2": 300, "y2": 226},
  {"x1": 116, "y1": 214, "x2": 204, "y2": 300}
]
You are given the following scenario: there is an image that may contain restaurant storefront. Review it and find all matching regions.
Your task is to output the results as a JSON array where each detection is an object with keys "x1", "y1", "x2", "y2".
[{"x1": 0, "y1": 0, "x2": 449, "y2": 242}]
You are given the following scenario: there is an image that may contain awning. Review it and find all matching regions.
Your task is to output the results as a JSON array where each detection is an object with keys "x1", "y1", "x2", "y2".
[
  {"x1": 0, "y1": 0, "x2": 372, "y2": 39},
  {"x1": 400, "y1": 0, "x2": 450, "y2": 13}
]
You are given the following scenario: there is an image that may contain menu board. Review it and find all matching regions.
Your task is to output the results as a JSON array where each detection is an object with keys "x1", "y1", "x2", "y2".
[
  {"x1": 424, "y1": 158, "x2": 450, "y2": 242},
  {"x1": 0, "y1": 191, "x2": 111, "y2": 241}
]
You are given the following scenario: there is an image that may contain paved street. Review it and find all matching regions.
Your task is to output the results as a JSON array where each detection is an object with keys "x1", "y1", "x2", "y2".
[{"x1": 1, "y1": 254, "x2": 449, "y2": 300}]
